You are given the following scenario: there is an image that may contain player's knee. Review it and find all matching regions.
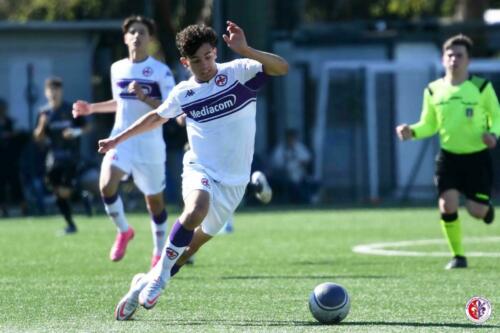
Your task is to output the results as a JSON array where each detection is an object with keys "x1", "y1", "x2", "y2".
[
  {"x1": 146, "y1": 196, "x2": 165, "y2": 214},
  {"x1": 183, "y1": 204, "x2": 208, "y2": 224}
]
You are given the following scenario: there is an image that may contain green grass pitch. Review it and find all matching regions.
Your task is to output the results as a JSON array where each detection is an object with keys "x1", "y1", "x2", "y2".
[{"x1": 0, "y1": 207, "x2": 498, "y2": 332}]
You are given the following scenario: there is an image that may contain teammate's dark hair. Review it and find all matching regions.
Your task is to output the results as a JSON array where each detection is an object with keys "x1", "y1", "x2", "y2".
[
  {"x1": 122, "y1": 15, "x2": 156, "y2": 36},
  {"x1": 45, "y1": 76, "x2": 63, "y2": 88},
  {"x1": 442, "y1": 34, "x2": 473, "y2": 54},
  {"x1": 176, "y1": 24, "x2": 218, "y2": 57}
]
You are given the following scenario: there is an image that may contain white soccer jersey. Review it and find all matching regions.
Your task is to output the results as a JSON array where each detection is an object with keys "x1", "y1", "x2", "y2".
[
  {"x1": 157, "y1": 58, "x2": 268, "y2": 185},
  {"x1": 110, "y1": 56, "x2": 175, "y2": 163}
]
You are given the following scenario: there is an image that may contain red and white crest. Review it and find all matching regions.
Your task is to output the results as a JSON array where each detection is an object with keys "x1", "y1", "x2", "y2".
[
  {"x1": 143, "y1": 66, "x2": 153, "y2": 77},
  {"x1": 201, "y1": 177, "x2": 210, "y2": 188},
  {"x1": 215, "y1": 74, "x2": 228, "y2": 86}
]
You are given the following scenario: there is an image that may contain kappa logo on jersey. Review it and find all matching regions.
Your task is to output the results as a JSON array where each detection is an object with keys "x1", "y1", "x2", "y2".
[
  {"x1": 201, "y1": 177, "x2": 210, "y2": 188},
  {"x1": 143, "y1": 66, "x2": 153, "y2": 77},
  {"x1": 185, "y1": 89, "x2": 195, "y2": 97},
  {"x1": 215, "y1": 74, "x2": 228, "y2": 86},
  {"x1": 165, "y1": 247, "x2": 179, "y2": 260},
  {"x1": 112, "y1": 154, "x2": 119, "y2": 161}
]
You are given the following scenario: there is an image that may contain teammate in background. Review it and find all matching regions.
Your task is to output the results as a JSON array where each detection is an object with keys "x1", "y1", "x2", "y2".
[
  {"x1": 72, "y1": 16, "x2": 175, "y2": 266},
  {"x1": 396, "y1": 34, "x2": 500, "y2": 269},
  {"x1": 101, "y1": 21, "x2": 288, "y2": 320},
  {"x1": 33, "y1": 77, "x2": 90, "y2": 234}
]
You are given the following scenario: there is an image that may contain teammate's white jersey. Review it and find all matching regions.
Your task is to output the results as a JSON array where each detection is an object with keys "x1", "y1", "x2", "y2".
[
  {"x1": 111, "y1": 56, "x2": 175, "y2": 163},
  {"x1": 157, "y1": 58, "x2": 268, "y2": 186}
]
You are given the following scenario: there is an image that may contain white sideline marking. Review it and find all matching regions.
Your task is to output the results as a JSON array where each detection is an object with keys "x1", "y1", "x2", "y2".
[{"x1": 353, "y1": 237, "x2": 500, "y2": 257}]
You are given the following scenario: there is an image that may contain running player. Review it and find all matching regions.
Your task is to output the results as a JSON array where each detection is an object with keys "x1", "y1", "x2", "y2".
[
  {"x1": 72, "y1": 16, "x2": 175, "y2": 266},
  {"x1": 396, "y1": 34, "x2": 500, "y2": 269},
  {"x1": 100, "y1": 21, "x2": 288, "y2": 320}
]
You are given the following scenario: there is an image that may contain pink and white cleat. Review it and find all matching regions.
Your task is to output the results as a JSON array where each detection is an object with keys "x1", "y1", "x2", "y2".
[
  {"x1": 151, "y1": 254, "x2": 161, "y2": 268},
  {"x1": 114, "y1": 272, "x2": 148, "y2": 321},
  {"x1": 110, "y1": 227, "x2": 135, "y2": 261},
  {"x1": 138, "y1": 276, "x2": 166, "y2": 310}
]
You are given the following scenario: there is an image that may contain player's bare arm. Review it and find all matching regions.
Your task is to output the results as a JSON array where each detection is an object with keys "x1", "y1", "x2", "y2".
[
  {"x1": 72, "y1": 99, "x2": 118, "y2": 118},
  {"x1": 482, "y1": 132, "x2": 497, "y2": 149},
  {"x1": 396, "y1": 124, "x2": 413, "y2": 141},
  {"x1": 128, "y1": 81, "x2": 162, "y2": 109},
  {"x1": 98, "y1": 110, "x2": 168, "y2": 154},
  {"x1": 33, "y1": 113, "x2": 48, "y2": 141},
  {"x1": 222, "y1": 20, "x2": 288, "y2": 76}
]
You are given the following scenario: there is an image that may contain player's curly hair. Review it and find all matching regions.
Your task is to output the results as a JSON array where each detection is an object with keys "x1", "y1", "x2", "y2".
[
  {"x1": 176, "y1": 24, "x2": 218, "y2": 57},
  {"x1": 122, "y1": 15, "x2": 156, "y2": 36}
]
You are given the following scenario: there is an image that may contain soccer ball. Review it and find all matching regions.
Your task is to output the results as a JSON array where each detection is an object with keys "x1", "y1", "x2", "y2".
[{"x1": 308, "y1": 282, "x2": 350, "y2": 324}]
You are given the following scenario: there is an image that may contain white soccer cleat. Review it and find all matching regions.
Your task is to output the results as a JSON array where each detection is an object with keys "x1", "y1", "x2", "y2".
[
  {"x1": 138, "y1": 275, "x2": 166, "y2": 310},
  {"x1": 251, "y1": 171, "x2": 272, "y2": 204},
  {"x1": 114, "y1": 273, "x2": 148, "y2": 321}
]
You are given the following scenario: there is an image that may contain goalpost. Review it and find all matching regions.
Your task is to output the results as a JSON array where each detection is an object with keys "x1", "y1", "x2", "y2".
[{"x1": 314, "y1": 59, "x2": 500, "y2": 203}]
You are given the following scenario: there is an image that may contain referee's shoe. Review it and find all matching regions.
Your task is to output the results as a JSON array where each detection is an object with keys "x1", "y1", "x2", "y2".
[
  {"x1": 483, "y1": 204, "x2": 494, "y2": 224},
  {"x1": 445, "y1": 256, "x2": 468, "y2": 269}
]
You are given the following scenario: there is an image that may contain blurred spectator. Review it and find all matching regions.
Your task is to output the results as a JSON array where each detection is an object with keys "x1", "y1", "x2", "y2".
[
  {"x1": 0, "y1": 99, "x2": 27, "y2": 217},
  {"x1": 271, "y1": 128, "x2": 315, "y2": 204},
  {"x1": 33, "y1": 77, "x2": 92, "y2": 234}
]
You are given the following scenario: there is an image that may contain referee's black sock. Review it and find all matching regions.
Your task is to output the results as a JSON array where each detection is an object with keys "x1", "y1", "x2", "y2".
[{"x1": 56, "y1": 198, "x2": 76, "y2": 229}]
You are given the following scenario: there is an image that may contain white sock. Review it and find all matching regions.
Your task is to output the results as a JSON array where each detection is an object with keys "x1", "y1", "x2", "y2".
[
  {"x1": 151, "y1": 220, "x2": 168, "y2": 256},
  {"x1": 154, "y1": 240, "x2": 187, "y2": 281},
  {"x1": 104, "y1": 196, "x2": 129, "y2": 233}
]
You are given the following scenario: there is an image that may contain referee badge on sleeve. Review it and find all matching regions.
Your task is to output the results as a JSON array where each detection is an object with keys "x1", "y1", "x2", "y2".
[{"x1": 466, "y1": 108, "x2": 474, "y2": 118}]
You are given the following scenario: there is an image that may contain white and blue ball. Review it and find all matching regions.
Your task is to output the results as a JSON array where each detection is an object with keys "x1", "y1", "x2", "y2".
[{"x1": 308, "y1": 282, "x2": 350, "y2": 324}]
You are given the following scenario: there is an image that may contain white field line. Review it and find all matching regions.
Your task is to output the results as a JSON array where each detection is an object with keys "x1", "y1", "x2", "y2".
[{"x1": 352, "y1": 237, "x2": 500, "y2": 257}]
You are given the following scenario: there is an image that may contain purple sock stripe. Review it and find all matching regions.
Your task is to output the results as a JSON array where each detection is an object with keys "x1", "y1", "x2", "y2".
[
  {"x1": 152, "y1": 209, "x2": 168, "y2": 225},
  {"x1": 102, "y1": 193, "x2": 119, "y2": 205},
  {"x1": 170, "y1": 264, "x2": 181, "y2": 277},
  {"x1": 169, "y1": 220, "x2": 193, "y2": 247}
]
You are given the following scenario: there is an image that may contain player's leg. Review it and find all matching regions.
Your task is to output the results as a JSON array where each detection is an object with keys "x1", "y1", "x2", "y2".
[
  {"x1": 134, "y1": 161, "x2": 169, "y2": 267},
  {"x1": 171, "y1": 226, "x2": 212, "y2": 276},
  {"x1": 54, "y1": 185, "x2": 77, "y2": 234},
  {"x1": 435, "y1": 150, "x2": 466, "y2": 269},
  {"x1": 47, "y1": 163, "x2": 77, "y2": 234},
  {"x1": 145, "y1": 192, "x2": 168, "y2": 267},
  {"x1": 439, "y1": 190, "x2": 467, "y2": 269},
  {"x1": 138, "y1": 189, "x2": 209, "y2": 309},
  {"x1": 100, "y1": 152, "x2": 134, "y2": 261},
  {"x1": 463, "y1": 149, "x2": 494, "y2": 224}
]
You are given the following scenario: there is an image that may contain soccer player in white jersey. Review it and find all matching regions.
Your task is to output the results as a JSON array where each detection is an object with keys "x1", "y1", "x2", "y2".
[
  {"x1": 100, "y1": 21, "x2": 288, "y2": 320},
  {"x1": 72, "y1": 16, "x2": 175, "y2": 267}
]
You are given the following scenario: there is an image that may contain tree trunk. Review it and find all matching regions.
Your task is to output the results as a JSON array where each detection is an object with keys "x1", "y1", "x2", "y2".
[{"x1": 454, "y1": 0, "x2": 489, "y2": 21}]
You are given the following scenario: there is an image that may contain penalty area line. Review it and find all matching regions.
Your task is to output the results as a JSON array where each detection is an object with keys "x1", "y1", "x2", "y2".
[{"x1": 352, "y1": 237, "x2": 500, "y2": 257}]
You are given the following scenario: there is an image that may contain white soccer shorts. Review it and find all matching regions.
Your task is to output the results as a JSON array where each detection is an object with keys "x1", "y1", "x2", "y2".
[
  {"x1": 102, "y1": 149, "x2": 166, "y2": 195},
  {"x1": 182, "y1": 163, "x2": 246, "y2": 236}
]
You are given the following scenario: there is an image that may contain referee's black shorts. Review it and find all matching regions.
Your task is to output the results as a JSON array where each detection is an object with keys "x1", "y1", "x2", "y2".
[
  {"x1": 434, "y1": 148, "x2": 493, "y2": 204},
  {"x1": 46, "y1": 159, "x2": 77, "y2": 189}
]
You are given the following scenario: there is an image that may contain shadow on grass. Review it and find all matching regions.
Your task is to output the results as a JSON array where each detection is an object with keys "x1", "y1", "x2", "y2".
[
  {"x1": 146, "y1": 318, "x2": 498, "y2": 329},
  {"x1": 219, "y1": 274, "x2": 395, "y2": 280}
]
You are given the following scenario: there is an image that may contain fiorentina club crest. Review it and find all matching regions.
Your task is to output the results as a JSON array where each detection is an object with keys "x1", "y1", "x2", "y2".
[
  {"x1": 215, "y1": 74, "x2": 228, "y2": 86},
  {"x1": 465, "y1": 296, "x2": 492, "y2": 324},
  {"x1": 143, "y1": 66, "x2": 153, "y2": 77},
  {"x1": 166, "y1": 247, "x2": 179, "y2": 260}
]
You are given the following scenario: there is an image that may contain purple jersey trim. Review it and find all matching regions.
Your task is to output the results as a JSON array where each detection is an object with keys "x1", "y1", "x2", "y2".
[
  {"x1": 182, "y1": 81, "x2": 239, "y2": 107},
  {"x1": 244, "y1": 71, "x2": 269, "y2": 91},
  {"x1": 116, "y1": 79, "x2": 162, "y2": 100},
  {"x1": 181, "y1": 82, "x2": 257, "y2": 122}
]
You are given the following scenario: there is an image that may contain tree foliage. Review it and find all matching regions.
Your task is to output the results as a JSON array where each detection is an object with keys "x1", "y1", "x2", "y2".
[{"x1": 302, "y1": 0, "x2": 497, "y2": 22}]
